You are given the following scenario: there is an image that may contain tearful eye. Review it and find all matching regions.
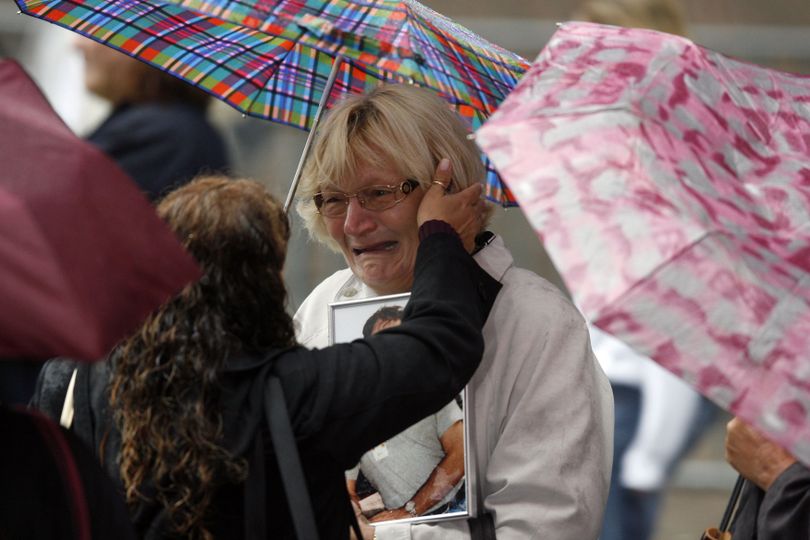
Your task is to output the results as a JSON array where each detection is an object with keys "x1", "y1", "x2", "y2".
[
  {"x1": 323, "y1": 194, "x2": 346, "y2": 205},
  {"x1": 366, "y1": 188, "x2": 395, "y2": 199}
]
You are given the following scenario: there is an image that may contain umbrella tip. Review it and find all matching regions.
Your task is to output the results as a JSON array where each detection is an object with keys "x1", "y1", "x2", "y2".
[
  {"x1": 555, "y1": 21, "x2": 563, "y2": 27},
  {"x1": 466, "y1": 133, "x2": 476, "y2": 140}
]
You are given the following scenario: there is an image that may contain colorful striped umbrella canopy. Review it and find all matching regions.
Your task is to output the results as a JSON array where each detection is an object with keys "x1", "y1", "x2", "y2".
[
  {"x1": 16, "y1": 0, "x2": 525, "y2": 206},
  {"x1": 477, "y1": 22, "x2": 810, "y2": 466}
]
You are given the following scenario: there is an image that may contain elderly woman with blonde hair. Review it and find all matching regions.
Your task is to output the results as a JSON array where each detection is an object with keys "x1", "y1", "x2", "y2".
[{"x1": 294, "y1": 84, "x2": 613, "y2": 540}]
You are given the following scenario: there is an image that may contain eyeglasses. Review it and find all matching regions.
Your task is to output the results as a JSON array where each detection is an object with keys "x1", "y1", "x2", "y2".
[{"x1": 314, "y1": 179, "x2": 421, "y2": 218}]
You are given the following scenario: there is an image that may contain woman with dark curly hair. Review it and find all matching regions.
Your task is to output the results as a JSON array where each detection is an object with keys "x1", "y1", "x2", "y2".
[{"x1": 32, "y1": 173, "x2": 498, "y2": 540}]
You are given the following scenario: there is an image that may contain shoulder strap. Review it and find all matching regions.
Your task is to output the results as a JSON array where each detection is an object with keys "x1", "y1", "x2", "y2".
[
  {"x1": 265, "y1": 375, "x2": 320, "y2": 540},
  {"x1": 468, "y1": 512, "x2": 496, "y2": 540}
]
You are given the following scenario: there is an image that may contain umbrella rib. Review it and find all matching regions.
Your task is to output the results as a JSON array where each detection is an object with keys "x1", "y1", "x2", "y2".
[
  {"x1": 243, "y1": 26, "x2": 309, "y2": 121},
  {"x1": 590, "y1": 230, "x2": 712, "y2": 323},
  {"x1": 284, "y1": 54, "x2": 346, "y2": 212}
]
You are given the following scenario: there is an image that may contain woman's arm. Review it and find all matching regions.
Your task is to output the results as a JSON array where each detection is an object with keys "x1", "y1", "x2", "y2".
[{"x1": 279, "y1": 227, "x2": 499, "y2": 467}]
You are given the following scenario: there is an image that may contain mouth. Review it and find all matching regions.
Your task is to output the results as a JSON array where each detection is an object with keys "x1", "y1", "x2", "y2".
[{"x1": 352, "y1": 241, "x2": 398, "y2": 256}]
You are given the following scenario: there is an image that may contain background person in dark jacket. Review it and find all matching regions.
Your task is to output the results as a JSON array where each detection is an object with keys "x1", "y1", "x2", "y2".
[
  {"x1": 32, "y1": 173, "x2": 495, "y2": 540},
  {"x1": 75, "y1": 36, "x2": 230, "y2": 201},
  {"x1": 0, "y1": 40, "x2": 230, "y2": 406},
  {"x1": 0, "y1": 405, "x2": 137, "y2": 540}
]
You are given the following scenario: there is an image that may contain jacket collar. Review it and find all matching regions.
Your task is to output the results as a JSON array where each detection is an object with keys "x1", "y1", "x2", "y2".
[{"x1": 473, "y1": 232, "x2": 512, "y2": 283}]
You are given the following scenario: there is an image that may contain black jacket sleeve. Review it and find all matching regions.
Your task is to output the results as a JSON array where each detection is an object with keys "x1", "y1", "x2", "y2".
[
  {"x1": 732, "y1": 462, "x2": 810, "y2": 540},
  {"x1": 275, "y1": 229, "x2": 501, "y2": 468},
  {"x1": 758, "y1": 462, "x2": 810, "y2": 539}
]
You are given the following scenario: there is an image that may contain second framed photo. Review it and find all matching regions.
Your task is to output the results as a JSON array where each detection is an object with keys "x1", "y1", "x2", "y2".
[{"x1": 329, "y1": 293, "x2": 476, "y2": 527}]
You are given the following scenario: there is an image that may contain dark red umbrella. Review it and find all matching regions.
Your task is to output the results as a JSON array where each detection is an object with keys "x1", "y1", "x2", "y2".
[{"x1": 0, "y1": 59, "x2": 200, "y2": 361}]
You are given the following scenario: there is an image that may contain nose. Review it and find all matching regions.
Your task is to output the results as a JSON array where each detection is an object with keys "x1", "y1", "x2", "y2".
[{"x1": 343, "y1": 197, "x2": 377, "y2": 237}]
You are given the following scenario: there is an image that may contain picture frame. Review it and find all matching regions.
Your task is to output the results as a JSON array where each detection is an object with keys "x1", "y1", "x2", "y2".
[{"x1": 329, "y1": 292, "x2": 476, "y2": 527}]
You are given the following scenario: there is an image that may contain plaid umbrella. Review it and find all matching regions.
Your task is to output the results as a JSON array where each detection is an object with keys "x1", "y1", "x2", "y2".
[
  {"x1": 16, "y1": 0, "x2": 525, "y2": 206},
  {"x1": 476, "y1": 23, "x2": 810, "y2": 465}
]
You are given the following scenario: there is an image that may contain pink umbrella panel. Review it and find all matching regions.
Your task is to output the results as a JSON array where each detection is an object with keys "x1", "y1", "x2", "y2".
[{"x1": 476, "y1": 22, "x2": 810, "y2": 465}]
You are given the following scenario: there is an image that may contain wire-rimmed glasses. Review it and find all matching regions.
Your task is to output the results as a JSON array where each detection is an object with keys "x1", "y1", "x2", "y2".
[{"x1": 314, "y1": 179, "x2": 421, "y2": 218}]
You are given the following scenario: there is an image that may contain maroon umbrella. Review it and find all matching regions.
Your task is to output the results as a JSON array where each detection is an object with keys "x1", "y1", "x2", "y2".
[{"x1": 0, "y1": 59, "x2": 200, "y2": 361}]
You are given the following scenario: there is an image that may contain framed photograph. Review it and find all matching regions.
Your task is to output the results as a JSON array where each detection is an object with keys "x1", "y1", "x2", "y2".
[{"x1": 329, "y1": 293, "x2": 476, "y2": 527}]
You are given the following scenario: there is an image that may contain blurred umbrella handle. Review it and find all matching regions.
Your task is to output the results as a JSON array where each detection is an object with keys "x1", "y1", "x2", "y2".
[
  {"x1": 700, "y1": 474, "x2": 745, "y2": 539},
  {"x1": 719, "y1": 474, "x2": 746, "y2": 531}
]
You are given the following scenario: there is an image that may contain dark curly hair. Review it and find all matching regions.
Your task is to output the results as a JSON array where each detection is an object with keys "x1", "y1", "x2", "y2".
[{"x1": 108, "y1": 176, "x2": 295, "y2": 539}]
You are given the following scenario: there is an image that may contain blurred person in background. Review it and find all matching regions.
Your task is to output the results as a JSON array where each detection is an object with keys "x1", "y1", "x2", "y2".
[
  {"x1": 573, "y1": 2, "x2": 721, "y2": 539},
  {"x1": 0, "y1": 37, "x2": 232, "y2": 407},
  {"x1": 75, "y1": 36, "x2": 230, "y2": 201},
  {"x1": 294, "y1": 83, "x2": 613, "y2": 540},
  {"x1": 589, "y1": 326, "x2": 716, "y2": 540},
  {"x1": 573, "y1": 0, "x2": 686, "y2": 35},
  {"x1": 0, "y1": 405, "x2": 136, "y2": 540},
  {"x1": 725, "y1": 417, "x2": 810, "y2": 539}
]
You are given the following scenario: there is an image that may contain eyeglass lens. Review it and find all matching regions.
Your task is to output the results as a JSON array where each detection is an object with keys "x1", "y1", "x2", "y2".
[{"x1": 316, "y1": 180, "x2": 418, "y2": 217}]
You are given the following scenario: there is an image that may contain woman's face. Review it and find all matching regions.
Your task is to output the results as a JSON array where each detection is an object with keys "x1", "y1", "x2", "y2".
[
  {"x1": 323, "y1": 162, "x2": 425, "y2": 295},
  {"x1": 74, "y1": 37, "x2": 148, "y2": 105}
]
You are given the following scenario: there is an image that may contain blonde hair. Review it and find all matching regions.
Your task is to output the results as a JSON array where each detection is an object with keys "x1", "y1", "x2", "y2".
[
  {"x1": 574, "y1": 0, "x2": 687, "y2": 37},
  {"x1": 295, "y1": 84, "x2": 491, "y2": 252}
]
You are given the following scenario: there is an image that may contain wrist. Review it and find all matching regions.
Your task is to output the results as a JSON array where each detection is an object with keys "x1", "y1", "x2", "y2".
[{"x1": 418, "y1": 219, "x2": 455, "y2": 241}]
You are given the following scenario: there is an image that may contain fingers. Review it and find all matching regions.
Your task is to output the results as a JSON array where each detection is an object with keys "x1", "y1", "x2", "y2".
[
  {"x1": 434, "y1": 158, "x2": 452, "y2": 190},
  {"x1": 426, "y1": 158, "x2": 480, "y2": 201},
  {"x1": 424, "y1": 158, "x2": 452, "y2": 203},
  {"x1": 417, "y1": 157, "x2": 487, "y2": 252},
  {"x1": 453, "y1": 182, "x2": 483, "y2": 203}
]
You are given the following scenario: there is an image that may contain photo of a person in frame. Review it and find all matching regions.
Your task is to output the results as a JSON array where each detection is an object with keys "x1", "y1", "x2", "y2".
[{"x1": 347, "y1": 305, "x2": 467, "y2": 523}]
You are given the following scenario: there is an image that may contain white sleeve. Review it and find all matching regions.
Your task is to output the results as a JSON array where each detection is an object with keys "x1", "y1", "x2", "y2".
[
  {"x1": 346, "y1": 465, "x2": 360, "y2": 481},
  {"x1": 436, "y1": 400, "x2": 463, "y2": 436},
  {"x1": 620, "y1": 359, "x2": 702, "y2": 490}
]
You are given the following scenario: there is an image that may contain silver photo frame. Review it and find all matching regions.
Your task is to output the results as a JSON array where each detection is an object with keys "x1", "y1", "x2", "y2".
[{"x1": 329, "y1": 292, "x2": 476, "y2": 527}]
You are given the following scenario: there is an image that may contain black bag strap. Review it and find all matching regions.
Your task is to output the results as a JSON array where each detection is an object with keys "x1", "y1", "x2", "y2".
[
  {"x1": 265, "y1": 376, "x2": 320, "y2": 540},
  {"x1": 347, "y1": 497, "x2": 364, "y2": 540},
  {"x1": 468, "y1": 512, "x2": 496, "y2": 540},
  {"x1": 244, "y1": 429, "x2": 267, "y2": 540}
]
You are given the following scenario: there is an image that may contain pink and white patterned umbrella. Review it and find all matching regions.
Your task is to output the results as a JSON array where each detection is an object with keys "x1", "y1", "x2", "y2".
[{"x1": 476, "y1": 22, "x2": 810, "y2": 465}]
